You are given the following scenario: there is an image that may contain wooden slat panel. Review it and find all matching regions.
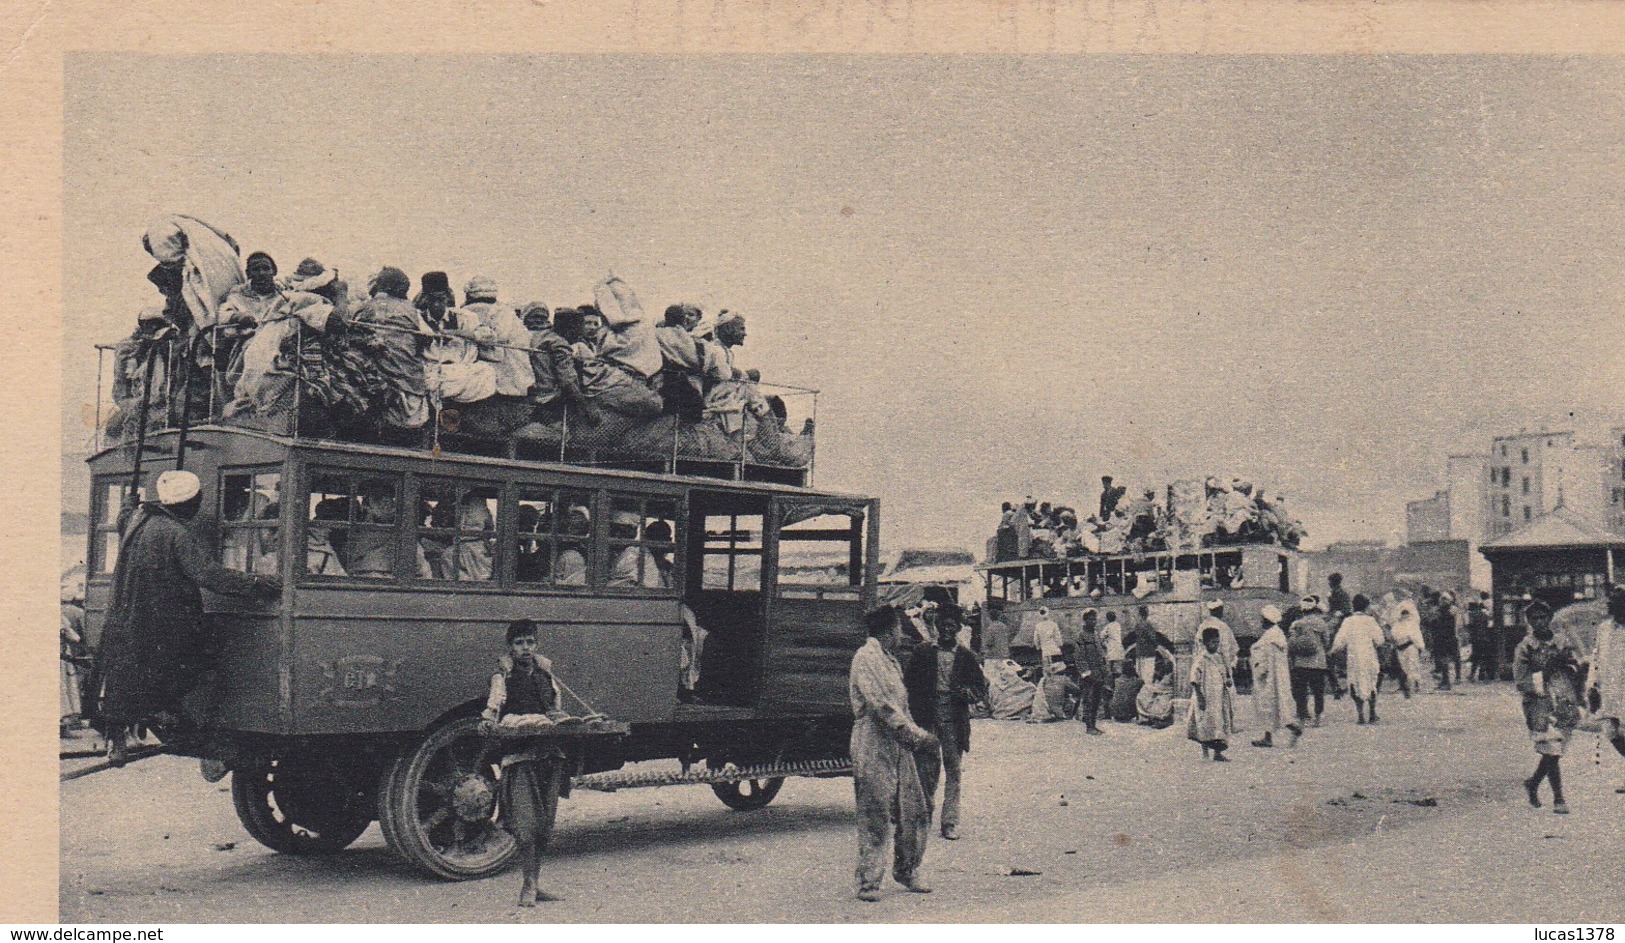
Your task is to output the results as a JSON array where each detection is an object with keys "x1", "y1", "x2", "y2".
[{"x1": 758, "y1": 597, "x2": 863, "y2": 711}]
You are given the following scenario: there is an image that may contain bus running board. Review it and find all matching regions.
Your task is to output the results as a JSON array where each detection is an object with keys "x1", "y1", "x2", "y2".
[{"x1": 572, "y1": 758, "x2": 852, "y2": 792}]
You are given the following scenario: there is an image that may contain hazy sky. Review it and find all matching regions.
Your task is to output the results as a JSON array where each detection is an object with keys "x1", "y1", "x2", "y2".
[{"x1": 61, "y1": 54, "x2": 1625, "y2": 553}]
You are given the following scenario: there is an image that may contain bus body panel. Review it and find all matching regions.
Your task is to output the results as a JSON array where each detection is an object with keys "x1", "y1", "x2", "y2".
[{"x1": 287, "y1": 589, "x2": 683, "y2": 734}]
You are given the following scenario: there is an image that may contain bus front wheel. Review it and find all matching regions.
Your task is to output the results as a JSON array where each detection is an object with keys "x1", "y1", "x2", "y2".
[
  {"x1": 711, "y1": 777, "x2": 784, "y2": 811},
  {"x1": 230, "y1": 759, "x2": 374, "y2": 855},
  {"x1": 377, "y1": 716, "x2": 527, "y2": 880}
]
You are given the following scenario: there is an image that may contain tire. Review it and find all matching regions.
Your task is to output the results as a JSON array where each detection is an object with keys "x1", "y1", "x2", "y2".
[
  {"x1": 711, "y1": 777, "x2": 784, "y2": 811},
  {"x1": 231, "y1": 759, "x2": 375, "y2": 855},
  {"x1": 377, "y1": 716, "x2": 528, "y2": 880}
]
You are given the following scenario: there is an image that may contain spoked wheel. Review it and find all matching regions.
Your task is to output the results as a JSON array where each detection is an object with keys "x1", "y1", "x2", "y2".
[
  {"x1": 711, "y1": 776, "x2": 784, "y2": 811},
  {"x1": 231, "y1": 758, "x2": 376, "y2": 855},
  {"x1": 377, "y1": 716, "x2": 519, "y2": 880}
]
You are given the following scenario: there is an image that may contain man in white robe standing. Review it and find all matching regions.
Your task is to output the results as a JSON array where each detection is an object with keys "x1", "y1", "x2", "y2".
[
  {"x1": 849, "y1": 605, "x2": 938, "y2": 902},
  {"x1": 1330, "y1": 593, "x2": 1387, "y2": 725},
  {"x1": 1250, "y1": 605, "x2": 1300, "y2": 747}
]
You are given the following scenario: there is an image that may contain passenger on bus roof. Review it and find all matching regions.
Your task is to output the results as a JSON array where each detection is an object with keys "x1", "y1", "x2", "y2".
[
  {"x1": 221, "y1": 252, "x2": 341, "y2": 432},
  {"x1": 592, "y1": 274, "x2": 664, "y2": 380},
  {"x1": 417, "y1": 271, "x2": 496, "y2": 406},
  {"x1": 520, "y1": 302, "x2": 589, "y2": 424},
  {"x1": 461, "y1": 276, "x2": 536, "y2": 398},
  {"x1": 654, "y1": 302, "x2": 727, "y2": 422},
  {"x1": 701, "y1": 311, "x2": 755, "y2": 434},
  {"x1": 572, "y1": 304, "x2": 666, "y2": 421},
  {"x1": 350, "y1": 267, "x2": 429, "y2": 441},
  {"x1": 103, "y1": 307, "x2": 176, "y2": 442}
]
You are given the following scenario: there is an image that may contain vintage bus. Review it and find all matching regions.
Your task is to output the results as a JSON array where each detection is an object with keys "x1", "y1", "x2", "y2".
[
  {"x1": 82, "y1": 423, "x2": 878, "y2": 879},
  {"x1": 977, "y1": 542, "x2": 1308, "y2": 694}
]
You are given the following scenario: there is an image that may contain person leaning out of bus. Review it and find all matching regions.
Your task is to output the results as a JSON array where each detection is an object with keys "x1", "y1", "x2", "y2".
[
  {"x1": 849, "y1": 604, "x2": 938, "y2": 901},
  {"x1": 482, "y1": 619, "x2": 568, "y2": 907}
]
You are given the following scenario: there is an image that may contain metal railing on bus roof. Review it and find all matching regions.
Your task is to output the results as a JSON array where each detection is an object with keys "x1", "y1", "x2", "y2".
[{"x1": 93, "y1": 318, "x2": 819, "y2": 485}]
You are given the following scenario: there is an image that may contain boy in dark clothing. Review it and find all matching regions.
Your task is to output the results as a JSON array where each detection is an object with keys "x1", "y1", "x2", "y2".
[
  {"x1": 905, "y1": 607, "x2": 989, "y2": 840},
  {"x1": 482, "y1": 619, "x2": 567, "y2": 907}
]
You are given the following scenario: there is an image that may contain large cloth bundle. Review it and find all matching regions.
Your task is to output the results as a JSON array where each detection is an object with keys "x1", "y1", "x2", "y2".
[
  {"x1": 142, "y1": 214, "x2": 244, "y2": 330},
  {"x1": 592, "y1": 276, "x2": 664, "y2": 379},
  {"x1": 1158, "y1": 480, "x2": 1202, "y2": 550},
  {"x1": 982, "y1": 659, "x2": 1037, "y2": 720}
]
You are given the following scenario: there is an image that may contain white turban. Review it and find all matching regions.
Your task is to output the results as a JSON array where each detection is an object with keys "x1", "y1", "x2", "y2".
[
  {"x1": 156, "y1": 470, "x2": 201, "y2": 505},
  {"x1": 1260, "y1": 604, "x2": 1282, "y2": 624}
]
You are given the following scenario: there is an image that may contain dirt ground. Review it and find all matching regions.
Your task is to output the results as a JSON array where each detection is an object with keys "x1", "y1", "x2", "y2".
[{"x1": 59, "y1": 683, "x2": 1625, "y2": 923}]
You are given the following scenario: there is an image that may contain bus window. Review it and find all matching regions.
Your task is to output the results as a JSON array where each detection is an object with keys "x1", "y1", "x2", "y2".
[
  {"x1": 513, "y1": 487, "x2": 555, "y2": 585},
  {"x1": 221, "y1": 470, "x2": 282, "y2": 576},
  {"x1": 92, "y1": 478, "x2": 142, "y2": 576},
  {"x1": 701, "y1": 513, "x2": 763, "y2": 592},
  {"x1": 606, "y1": 495, "x2": 679, "y2": 590},
  {"x1": 777, "y1": 510, "x2": 862, "y2": 593},
  {"x1": 305, "y1": 469, "x2": 402, "y2": 580},
  {"x1": 513, "y1": 486, "x2": 594, "y2": 587},
  {"x1": 417, "y1": 478, "x2": 500, "y2": 583}
]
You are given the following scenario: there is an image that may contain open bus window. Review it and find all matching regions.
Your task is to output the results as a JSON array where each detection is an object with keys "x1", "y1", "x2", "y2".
[
  {"x1": 701, "y1": 513, "x2": 762, "y2": 591},
  {"x1": 606, "y1": 495, "x2": 679, "y2": 590},
  {"x1": 417, "y1": 478, "x2": 500, "y2": 583},
  {"x1": 220, "y1": 470, "x2": 282, "y2": 576},
  {"x1": 514, "y1": 486, "x2": 594, "y2": 587},
  {"x1": 306, "y1": 469, "x2": 401, "y2": 580},
  {"x1": 777, "y1": 509, "x2": 862, "y2": 592},
  {"x1": 92, "y1": 479, "x2": 143, "y2": 576}
]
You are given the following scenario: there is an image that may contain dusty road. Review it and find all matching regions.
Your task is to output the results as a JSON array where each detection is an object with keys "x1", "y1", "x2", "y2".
[{"x1": 60, "y1": 684, "x2": 1625, "y2": 923}]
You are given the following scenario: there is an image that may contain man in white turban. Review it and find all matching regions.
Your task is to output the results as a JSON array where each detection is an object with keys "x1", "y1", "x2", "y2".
[{"x1": 92, "y1": 471, "x2": 279, "y2": 765}]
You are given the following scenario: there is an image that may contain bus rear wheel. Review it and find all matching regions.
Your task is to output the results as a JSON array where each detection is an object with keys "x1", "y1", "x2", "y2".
[
  {"x1": 378, "y1": 716, "x2": 525, "y2": 880},
  {"x1": 231, "y1": 759, "x2": 374, "y2": 855},
  {"x1": 711, "y1": 777, "x2": 784, "y2": 811}
]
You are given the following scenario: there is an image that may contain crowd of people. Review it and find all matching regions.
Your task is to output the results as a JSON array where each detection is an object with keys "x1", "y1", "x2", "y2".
[
  {"x1": 992, "y1": 476, "x2": 1306, "y2": 563},
  {"x1": 103, "y1": 214, "x2": 814, "y2": 467}
]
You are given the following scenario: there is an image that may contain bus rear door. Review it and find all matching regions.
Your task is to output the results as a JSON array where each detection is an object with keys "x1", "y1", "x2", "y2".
[{"x1": 760, "y1": 497, "x2": 874, "y2": 715}]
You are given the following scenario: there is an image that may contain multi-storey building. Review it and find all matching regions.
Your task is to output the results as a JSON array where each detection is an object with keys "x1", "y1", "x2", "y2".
[{"x1": 1406, "y1": 428, "x2": 1623, "y2": 591}]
